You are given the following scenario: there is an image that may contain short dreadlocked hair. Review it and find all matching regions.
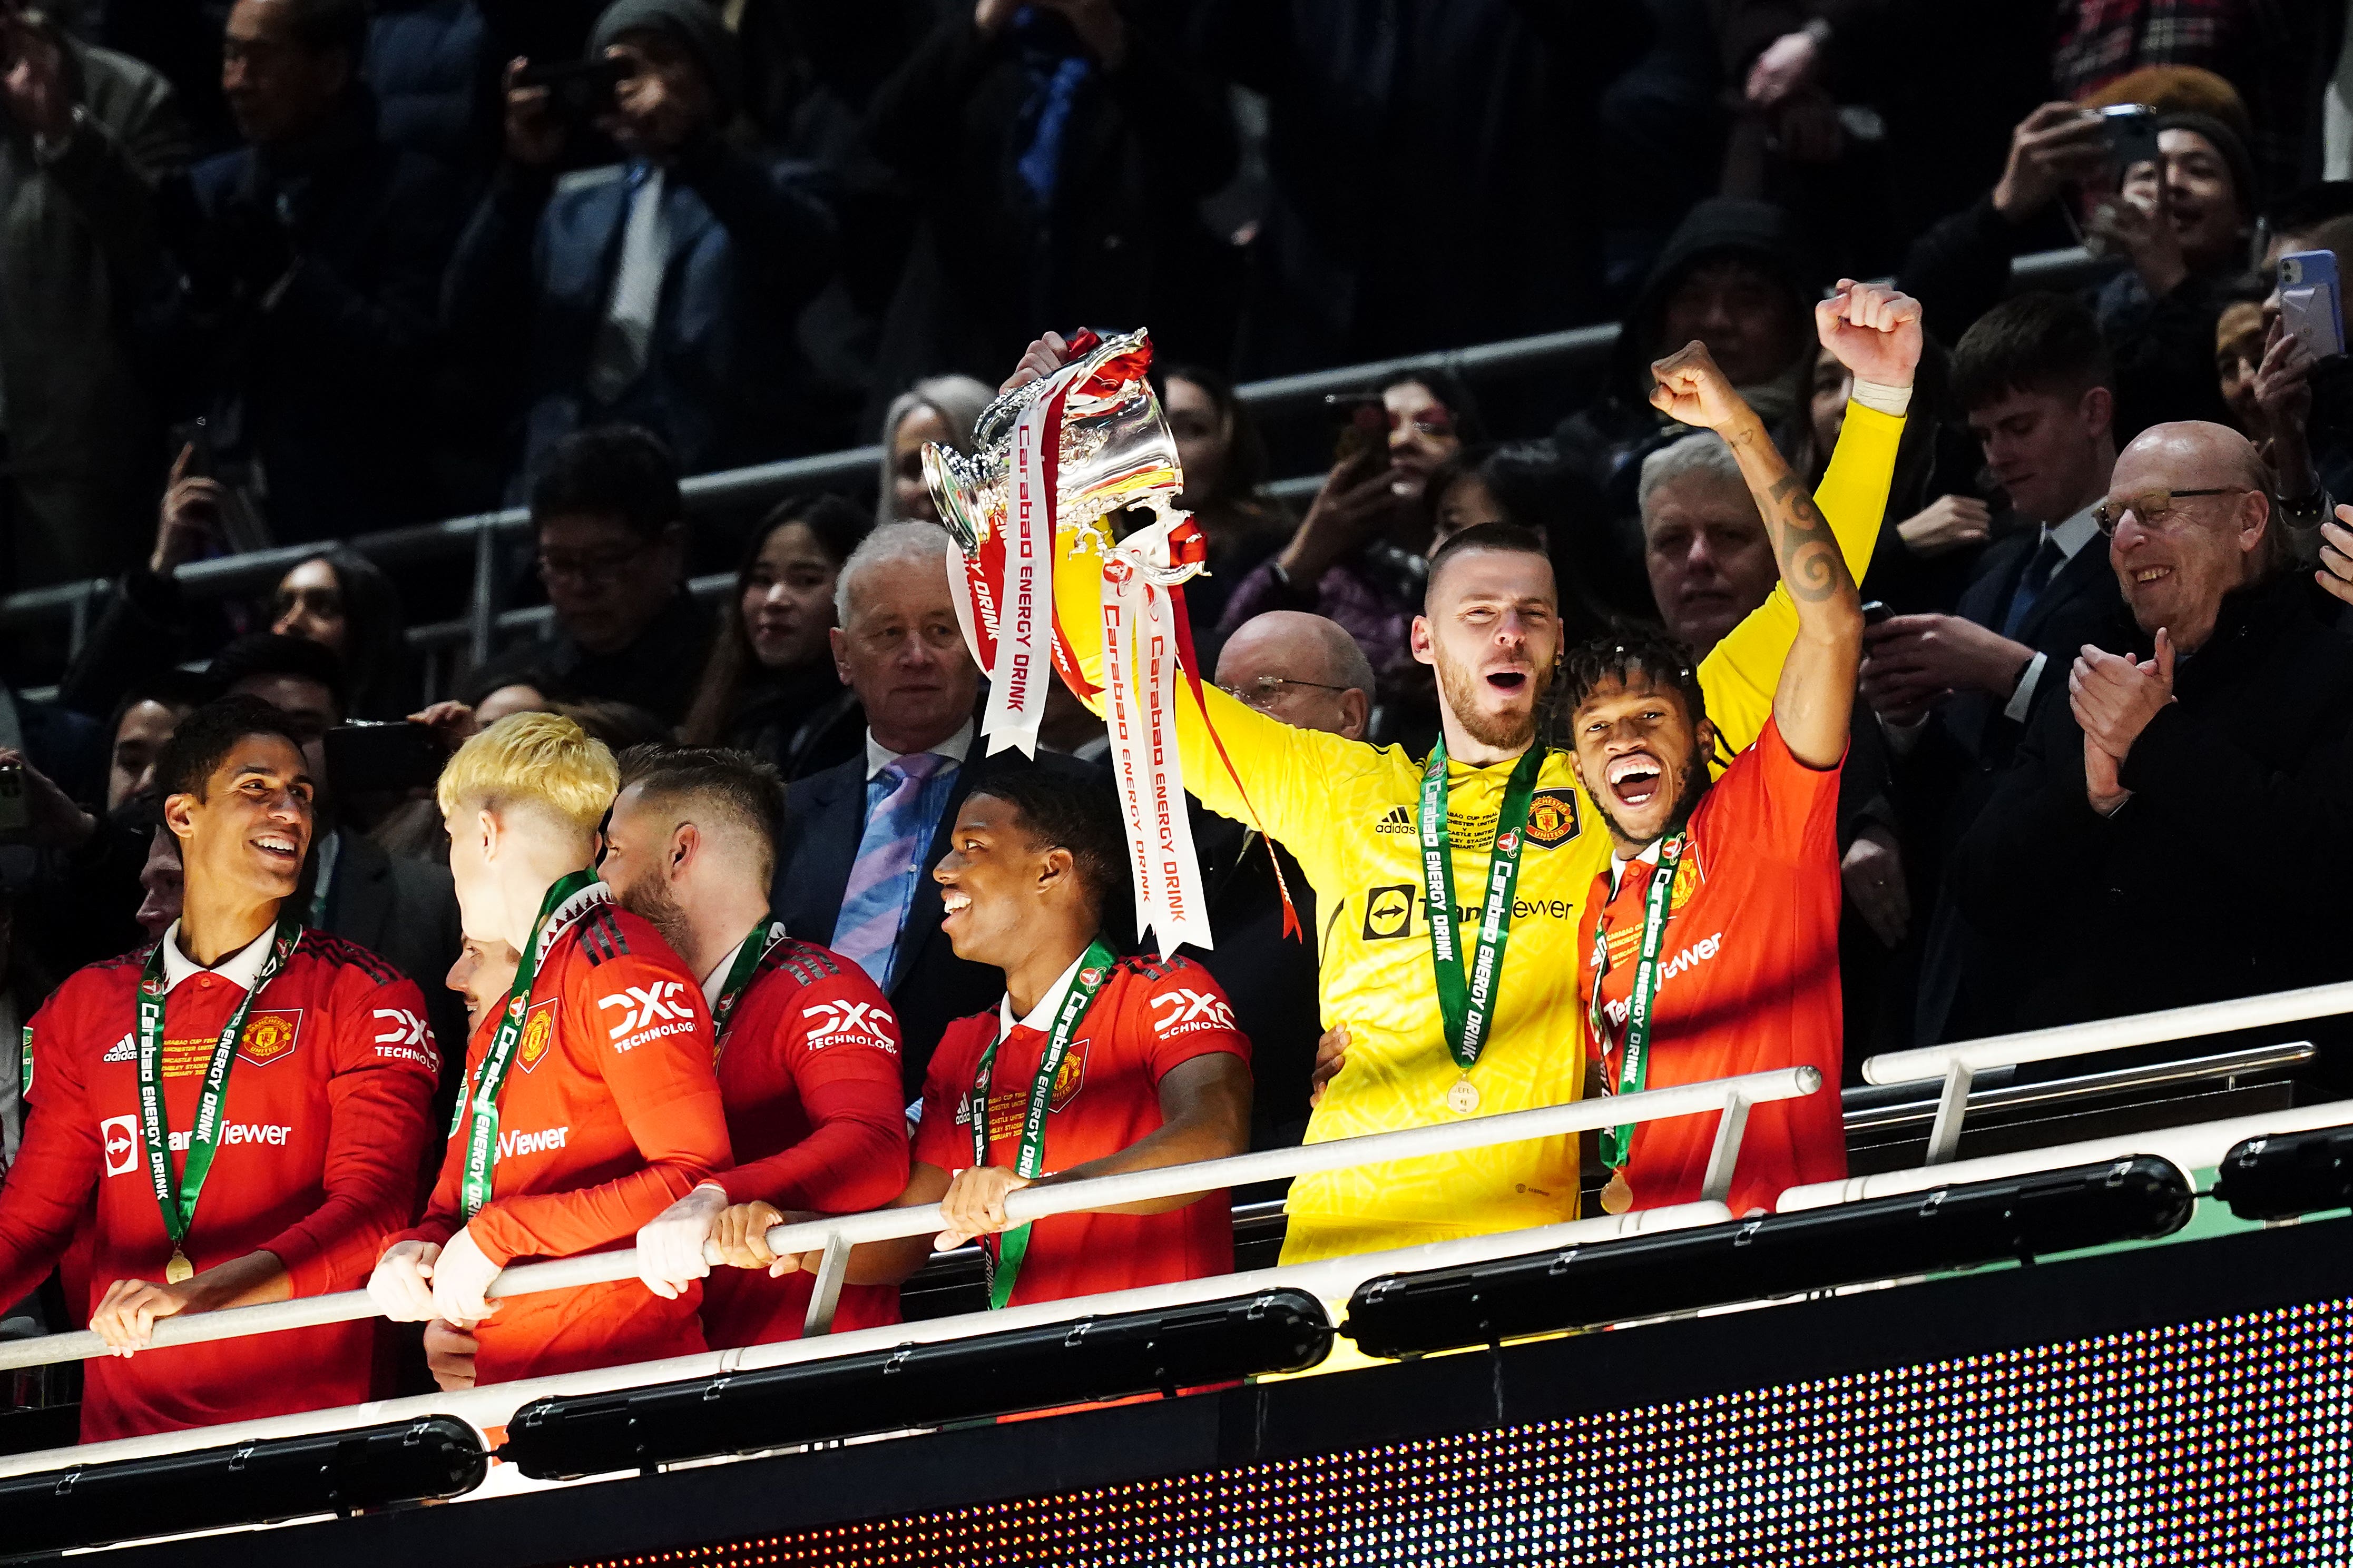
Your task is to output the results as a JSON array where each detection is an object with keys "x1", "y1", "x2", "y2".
[{"x1": 1560, "y1": 628, "x2": 1710, "y2": 734}]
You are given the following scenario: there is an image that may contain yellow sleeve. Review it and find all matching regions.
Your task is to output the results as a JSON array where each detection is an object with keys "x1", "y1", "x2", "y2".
[
  {"x1": 1050, "y1": 521, "x2": 1375, "y2": 883},
  {"x1": 1695, "y1": 401, "x2": 1903, "y2": 758}
]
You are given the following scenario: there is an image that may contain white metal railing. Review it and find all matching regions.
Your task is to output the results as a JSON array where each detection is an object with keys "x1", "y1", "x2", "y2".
[
  {"x1": 0, "y1": 1200, "x2": 1735, "y2": 1484},
  {"x1": 1778, "y1": 1098, "x2": 2353, "y2": 1213},
  {"x1": 0, "y1": 1066, "x2": 1816, "y2": 1374},
  {"x1": 1864, "y1": 979, "x2": 2353, "y2": 1164},
  {"x1": 0, "y1": 245, "x2": 2106, "y2": 684}
]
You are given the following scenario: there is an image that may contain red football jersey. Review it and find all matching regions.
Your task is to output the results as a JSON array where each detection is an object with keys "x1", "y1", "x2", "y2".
[
  {"x1": 396, "y1": 900, "x2": 730, "y2": 1385},
  {"x1": 700, "y1": 940, "x2": 909, "y2": 1348},
  {"x1": 912, "y1": 953, "x2": 1249, "y2": 1309},
  {"x1": 1579, "y1": 718, "x2": 1848, "y2": 1217},
  {"x1": 0, "y1": 926, "x2": 439, "y2": 1441}
]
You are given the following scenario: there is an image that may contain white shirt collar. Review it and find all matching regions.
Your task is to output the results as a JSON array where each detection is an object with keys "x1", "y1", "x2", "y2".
[
  {"x1": 997, "y1": 951, "x2": 1087, "y2": 1039},
  {"x1": 1606, "y1": 837, "x2": 1666, "y2": 899},
  {"x1": 2046, "y1": 504, "x2": 2100, "y2": 562},
  {"x1": 700, "y1": 937, "x2": 748, "y2": 1011},
  {"x1": 864, "y1": 718, "x2": 976, "y2": 782},
  {"x1": 156, "y1": 918, "x2": 279, "y2": 995}
]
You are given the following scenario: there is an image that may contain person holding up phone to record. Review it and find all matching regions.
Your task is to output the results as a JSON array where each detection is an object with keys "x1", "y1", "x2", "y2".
[
  {"x1": 445, "y1": 0, "x2": 836, "y2": 490},
  {"x1": 1212, "y1": 377, "x2": 1480, "y2": 676}
]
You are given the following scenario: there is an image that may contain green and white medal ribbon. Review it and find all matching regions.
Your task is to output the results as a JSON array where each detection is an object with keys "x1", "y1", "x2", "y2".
[
  {"x1": 137, "y1": 914, "x2": 305, "y2": 1285},
  {"x1": 968, "y1": 939, "x2": 1117, "y2": 1309},
  {"x1": 708, "y1": 916, "x2": 797, "y2": 1068},
  {"x1": 455, "y1": 869, "x2": 610, "y2": 1218},
  {"x1": 1419, "y1": 739, "x2": 1545, "y2": 1115},
  {"x1": 1589, "y1": 832, "x2": 1688, "y2": 1214}
]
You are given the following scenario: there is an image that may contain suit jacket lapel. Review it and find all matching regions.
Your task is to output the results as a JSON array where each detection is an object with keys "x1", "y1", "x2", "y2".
[
  {"x1": 887, "y1": 758, "x2": 972, "y2": 998},
  {"x1": 1956, "y1": 531, "x2": 2032, "y2": 631},
  {"x1": 2014, "y1": 539, "x2": 2112, "y2": 646},
  {"x1": 785, "y1": 759, "x2": 866, "y2": 944}
]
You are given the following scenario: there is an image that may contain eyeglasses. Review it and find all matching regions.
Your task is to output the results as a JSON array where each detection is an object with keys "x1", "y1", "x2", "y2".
[
  {"x1": 2091, "y1": 487, "x2": 2245, "y2": 535},
  {"x1": 537, "y1": 541, "x2": 650, "y2": 588},
  {"x1": 1217, "y1": 675, "x2": 1351, "y2": 712}
]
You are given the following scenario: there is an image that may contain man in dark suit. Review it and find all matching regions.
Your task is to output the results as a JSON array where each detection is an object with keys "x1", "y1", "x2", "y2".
[
  {"x1": 1955, "y1": 421, "x2": 2353, "y2": 1042},
  {"x1": 1856, "y1": 293, "x2": 2129, "y2": 1043},
  {"x1": 773, "y1": 521, "x2": 1095, "y2": 1093},
  {"x1": 208, "y1": 635, "x2": 468, "y2": 1100}
]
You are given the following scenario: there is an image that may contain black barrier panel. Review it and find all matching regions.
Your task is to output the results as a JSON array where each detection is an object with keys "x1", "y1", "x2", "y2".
[
  {"x1": 2215, "y1": 1122, "x2": 2353, "y2": 1221},
  {"x1": 542, "y1": 1293, "x2": 2353, "y2": 1566},
  {"x1": 501, "y1": 1288, "x2": 1333, "y2": 1481},
  {"x1": 0, "y1": 1414, "x2": 486, "y2": 1559},
  {"x1": 1345, "y1": 1156, "x2": 2192, "y2": 1359}
]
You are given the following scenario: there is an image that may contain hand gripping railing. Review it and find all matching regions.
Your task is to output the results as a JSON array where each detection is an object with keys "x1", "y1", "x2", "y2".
[
  {"x1": 0, "y1": 1066, "x2": 1817, "y2": 1372},
  {"x1": 1862, "y1": 979, "x2": 2353, "y2": 1165}
]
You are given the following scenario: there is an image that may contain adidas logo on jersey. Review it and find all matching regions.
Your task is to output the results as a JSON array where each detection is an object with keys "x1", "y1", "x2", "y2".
[
  {"x1": 1374, "y1": 805, "x2": 1415, "y2": 835},
  {"x1": 102, "y1": 1035, "x2": 134, "y2": 1063}
]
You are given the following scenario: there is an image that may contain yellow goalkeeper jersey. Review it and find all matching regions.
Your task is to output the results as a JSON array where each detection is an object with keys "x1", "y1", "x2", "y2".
[{"x1": 1052, "y1": 404, "x2": 1904, "y2": 1262}]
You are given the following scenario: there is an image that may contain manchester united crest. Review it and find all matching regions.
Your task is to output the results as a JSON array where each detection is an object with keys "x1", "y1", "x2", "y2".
[
  {"x1": 1525, "y1": 789, "x2": 1582, "y2": 849},
  {"x1": 236, "y1": 1010, "x2": 302, "y2": 1068},
  {"x1": 516, "y1": 1000, "x2": 559, "y2": 1073},
  {"x1": 1047, "y1": 1043, "x2": 1088, "y2": 1111}
]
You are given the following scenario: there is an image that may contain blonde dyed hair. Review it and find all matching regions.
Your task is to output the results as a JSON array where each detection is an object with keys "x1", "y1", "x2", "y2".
[{"x1": 437, "y1": 711, "x2": 619, "y2": 835}]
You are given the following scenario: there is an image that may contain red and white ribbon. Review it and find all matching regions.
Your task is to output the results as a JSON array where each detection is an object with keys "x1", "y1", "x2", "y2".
[
  {"x1": 1102, "y1": 513, "x2": 1211, "y2": 955},
  {"x1": 979, "y1": 368, "x2": 1082, "y2": 756}
]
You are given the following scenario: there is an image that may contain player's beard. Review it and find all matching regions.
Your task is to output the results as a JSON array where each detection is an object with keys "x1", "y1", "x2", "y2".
[
  {"x1": 617, "y1": 871, "x2": 694, "y2": 961},
  {"x1": 1434, "y1": 651, "x2": 1552, "y2": 753}
]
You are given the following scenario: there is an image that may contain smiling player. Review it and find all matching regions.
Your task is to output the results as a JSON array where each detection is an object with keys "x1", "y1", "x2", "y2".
[
  {"x1": 0, "y1": 696, "x2": 440, "y2": 1439},
  {"x1": 818, "y1": 769, "x2": 1251, "y2": 1309},
  {"x1": 1006, "y1": 281, "x2": 1920, "y2": 1260},
  {"x1": 1570, "y1": 327, "x2": 1889, "y2": 1218}
]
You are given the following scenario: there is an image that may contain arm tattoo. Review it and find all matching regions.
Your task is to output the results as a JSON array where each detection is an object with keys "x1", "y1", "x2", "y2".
[{"x1": 1763, "y1": 474, "x2": 1847, "y2": 604}]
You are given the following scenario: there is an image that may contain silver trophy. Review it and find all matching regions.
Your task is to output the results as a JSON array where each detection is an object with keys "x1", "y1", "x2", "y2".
[{"x1": 921, "y1": 328, "x2": 1188, "y2": 561}]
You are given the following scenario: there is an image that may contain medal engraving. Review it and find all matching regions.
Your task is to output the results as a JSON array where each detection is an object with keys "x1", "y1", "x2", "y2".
[
  {"x1": 164, "y1": 1248, "x2": 194, "y2": 1285},
  {"x1": 1446, "y1": 1077, "x2": 1481, "y2": 1115}
]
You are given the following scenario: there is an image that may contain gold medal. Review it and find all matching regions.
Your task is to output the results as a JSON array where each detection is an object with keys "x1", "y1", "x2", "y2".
[
  {"x1": 1599, "y1": 1169, "x2": 1633, "y2": 1215},
  {"x1": 164, "y1": 1248, "x2": 194, "y2": 1285},
  {"x1": 1446, "y1": 1076, "x2": 1481, "y2": 1115}
]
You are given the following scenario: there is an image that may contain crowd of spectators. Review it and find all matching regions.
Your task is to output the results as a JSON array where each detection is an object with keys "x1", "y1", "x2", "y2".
[{"x1": 4, "y1": 0, "x2": 2353, "y2": 1428}]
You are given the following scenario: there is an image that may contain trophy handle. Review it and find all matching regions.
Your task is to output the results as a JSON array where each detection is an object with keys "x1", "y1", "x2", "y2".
[{"x1": 922, "y1": 441, "x2": 984, "y2": 557}]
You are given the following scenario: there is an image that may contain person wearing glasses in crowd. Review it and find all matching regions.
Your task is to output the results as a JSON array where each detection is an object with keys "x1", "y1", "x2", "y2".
[
  {"x1": 1951, "y1": 420, "x2": 2353, "y2": 1042},
  {"x1": 468, "y1": 426, "x2": 714, "y2": 729},
  {"x1": 1008, "y1": 281, "x2": 1918, "y2": 1264}
]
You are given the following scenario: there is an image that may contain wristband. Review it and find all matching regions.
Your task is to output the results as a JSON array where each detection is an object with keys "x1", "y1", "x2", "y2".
[{"x1": 1851, "y1": 378, "x2": 1913, "y2": 418}]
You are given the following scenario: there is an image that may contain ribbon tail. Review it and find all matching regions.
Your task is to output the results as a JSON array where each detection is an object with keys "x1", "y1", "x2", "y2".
[
  {"x1": 1169, "y1": 581, "x2": 1301, "y2": 940},
  {"x1": 1101, "y1": 568, "x2": 1160, "y2": 948},
  {"x1": 1141, "y1": 579, "x2": 1212, "y2": 955}
]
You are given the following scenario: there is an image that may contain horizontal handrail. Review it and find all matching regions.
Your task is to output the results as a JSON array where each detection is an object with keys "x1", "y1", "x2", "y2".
[
  {"x1": 0, "y1": 1199, "x2": 1732, "y2": 1483},
  {"x1": 0, "y1": 245, "x2": 2108, "y2": 642},
  {"x1": 1841, "y1": 1041, "x2": 2313, "y2": 1136},
  {"x1": 1864, "y1": 981, "x2": 2353, "y2": 1087},
  {"x1": 0, "y1": 1066, "x2": 1813, "y2": 1373},
  {"x1": 1865, "y1": 979, "x2": 2353, "y2": 1164},
  {"x1": 1778, "y1": 1098, "x2": 2353, "y2": 1214}
]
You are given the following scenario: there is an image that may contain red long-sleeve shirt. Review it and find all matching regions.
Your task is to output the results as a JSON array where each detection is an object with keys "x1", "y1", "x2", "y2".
[
  {"x1": 0, "y1": 926, "x2": 439, "y2": 1441},
  {"x1": 394, "y1": 900, "x2": 730, "y2": 1385},
  {"x1": 700, "y1": 940, "x2": 909, "y2": 1348}
]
